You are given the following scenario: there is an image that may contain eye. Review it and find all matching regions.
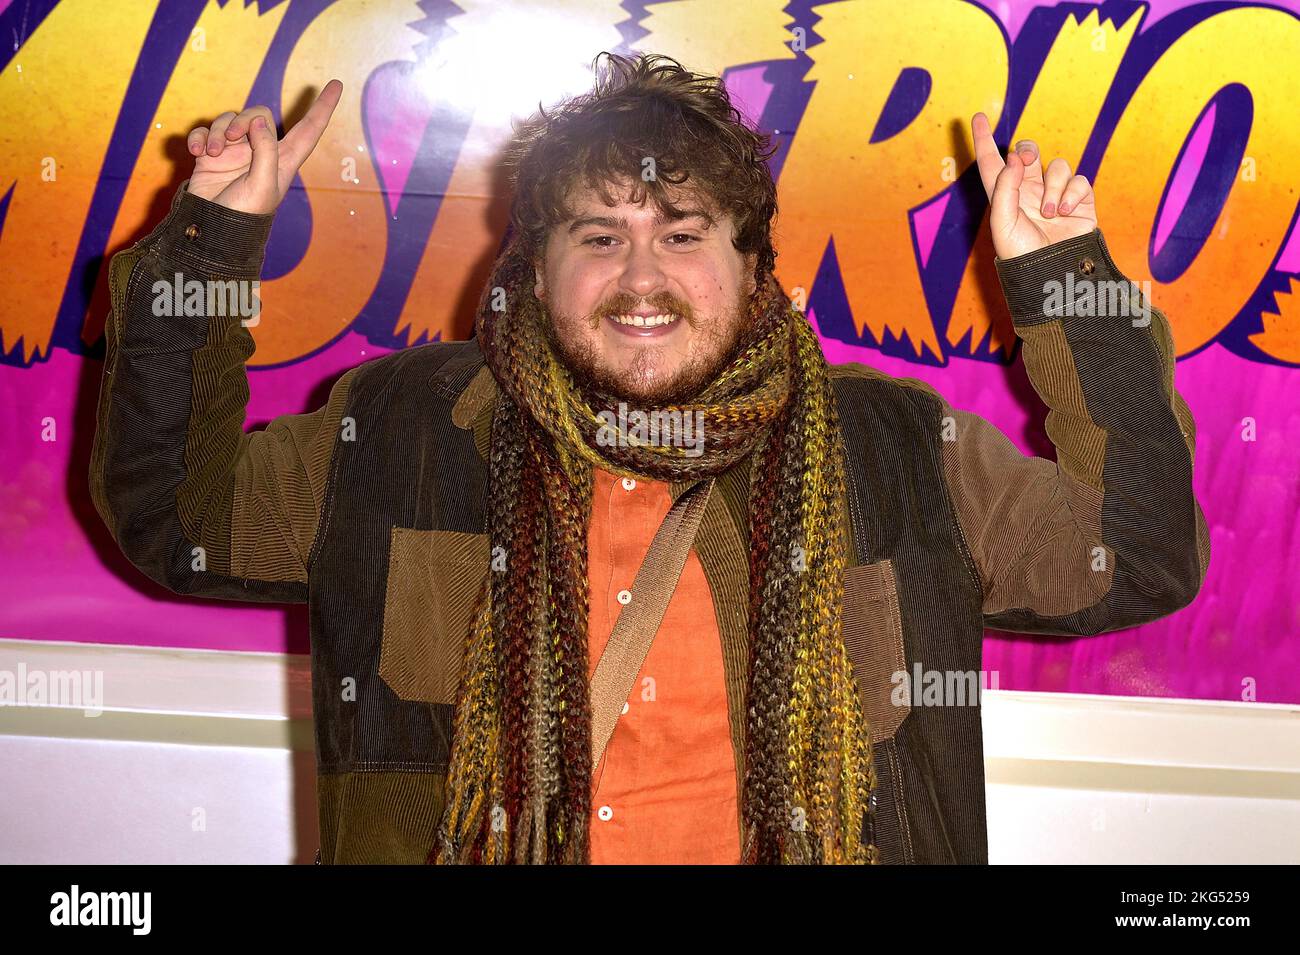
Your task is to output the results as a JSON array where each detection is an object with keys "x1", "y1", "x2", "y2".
[
  {"x1": 666, "y1": 233, "x2": 700, "y2": 246},
  {"x1": 583, "y1": 235, "x2": 618, "y2": 248}
]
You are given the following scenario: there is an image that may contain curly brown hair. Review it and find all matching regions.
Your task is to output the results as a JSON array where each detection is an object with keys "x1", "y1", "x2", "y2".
[{"x1": 501, "y1": 51, "x2": 779, "y2": 281}]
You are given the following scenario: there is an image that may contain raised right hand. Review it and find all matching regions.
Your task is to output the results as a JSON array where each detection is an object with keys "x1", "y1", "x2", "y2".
[{"x1": 185, "y1": 79, "x2": 344, "y2": 215}]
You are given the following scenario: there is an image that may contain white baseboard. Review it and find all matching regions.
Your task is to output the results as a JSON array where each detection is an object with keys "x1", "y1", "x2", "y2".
[
  {"x1": 0, "y1": 639, "x2": 317, "y2": 864},
  {"x1": 981, "y1": 688, "x2": 1300, "y2": 863},
  {"x1": 2, "y1": 638, "x2": 1297, "y2": 864}
]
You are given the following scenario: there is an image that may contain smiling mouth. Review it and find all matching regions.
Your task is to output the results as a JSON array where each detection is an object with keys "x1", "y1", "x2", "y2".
[
  {"x1": 609, "y1": 313, "x2": 679, "y2": 327},
  {"x1": 605, "y1": 312, "x2": 682, "y2": 337}
]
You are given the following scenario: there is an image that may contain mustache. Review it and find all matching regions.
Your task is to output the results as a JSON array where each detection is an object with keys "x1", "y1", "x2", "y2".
[{"x1": 586, "y1": 292, "x2": 695, "y2": 330}]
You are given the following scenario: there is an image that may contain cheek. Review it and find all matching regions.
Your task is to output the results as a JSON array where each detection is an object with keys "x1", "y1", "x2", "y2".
[
  {"x1": 687, "y1": 261, "x2": 740, "y2": 302},
  {"x1": 553, "y1": 264, "x2": 608, "y2": 318},
  {"x1": 545, "y1": 299, "x2": 593, "y2": 348}
]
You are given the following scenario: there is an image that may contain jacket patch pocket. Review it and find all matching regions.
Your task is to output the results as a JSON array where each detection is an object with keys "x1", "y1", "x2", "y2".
[
  {"x1": 379, "y1": 527, "x2": 489, "y2": 706},
  {"x1": 841, "y1": 558, "x2": 910, "y2": 743}
]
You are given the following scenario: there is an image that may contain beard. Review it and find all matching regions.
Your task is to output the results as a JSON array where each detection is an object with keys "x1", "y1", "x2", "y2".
[{"x1": 541, "y1": 292, "x2": 752, "y2": 406}]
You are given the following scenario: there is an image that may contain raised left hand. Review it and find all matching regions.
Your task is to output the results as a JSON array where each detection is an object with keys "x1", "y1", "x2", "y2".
[{"x1": 971, "y1": 112, "x2": 1098, "y2": 260}]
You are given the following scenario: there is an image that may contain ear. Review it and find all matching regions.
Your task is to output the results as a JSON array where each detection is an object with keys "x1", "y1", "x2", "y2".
[
  {"x1": 533, "y1": 260, "x2": 546, "y2": 301},
  {"x1": 744, "y1": 252, "x2": 758, "y2": 296}
]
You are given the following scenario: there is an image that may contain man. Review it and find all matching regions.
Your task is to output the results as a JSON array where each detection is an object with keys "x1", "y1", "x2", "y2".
[{"x1": 91, "y1": 53, "x2": 1209, "y2": 864}]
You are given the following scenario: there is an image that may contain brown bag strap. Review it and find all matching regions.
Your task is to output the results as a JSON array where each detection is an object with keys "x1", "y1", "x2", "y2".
[{"x1": 589, "y1": 477, "x2": 716, "y2": 774}]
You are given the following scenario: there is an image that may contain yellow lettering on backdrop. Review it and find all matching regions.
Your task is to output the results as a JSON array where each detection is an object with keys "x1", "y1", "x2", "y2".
[
  {"x1": 83, "y1": 0, "x2": 287, "y2": 348},
  {"x1": 0, "y1": 0, "x2": 155, "y2": 362},
  {"x1": 775, "y1": 0, "x2": 1006, "y2": 361},
  {"x1": 1093, "y1": 6, "x2": 1300, "y2": 356},
  {"x1": 949, "y1": 9, "x2": 1140, "y2": 359},
  {"x1": 1250, "y1": 276, "x2": 1300, "y2": 362},
  {"x1": 248, "y1": 0, "x2": 427, "y2": 366},
  {"x1": 634, "y1": 0, "x2": 797, "y2": 80}
]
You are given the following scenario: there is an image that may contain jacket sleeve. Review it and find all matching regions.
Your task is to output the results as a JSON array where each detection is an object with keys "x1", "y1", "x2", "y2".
[
  {"x1": 939, "y1": 228, "x2": 1210, "y2": 635},
  {"x1": 89, "y1": 179, "x2": 358, "y2": 603}
]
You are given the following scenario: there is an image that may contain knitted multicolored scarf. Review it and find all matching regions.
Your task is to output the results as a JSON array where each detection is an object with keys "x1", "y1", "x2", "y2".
[{"x1": 430, "y1": 239, "x2": 879, "y2": 865}]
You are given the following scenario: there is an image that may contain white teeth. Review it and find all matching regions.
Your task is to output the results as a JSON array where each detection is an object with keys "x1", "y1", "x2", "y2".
[{"x1": 611, "y1": 313, "x2": 678, "y2": 327}]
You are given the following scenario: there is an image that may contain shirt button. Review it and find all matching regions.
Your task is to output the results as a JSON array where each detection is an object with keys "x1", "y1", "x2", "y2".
[
  {"x1": 621, "y1": 701, "x2": 629, "y2": 715},
  {"x1": 617, "y1": 589, "x2": 632, "y2": 605},
  {"x1": 1079, "y1": 256, "x2": 1095, "y2": 274},
  {"x1": 597, "y1": 805, "x2": 614, "y2": 821},
  {"x1": 621, "y1": 477, "x2": 636, "y2": 491},
  {"x1": 184, "y1": 223, "x2": 200, "y2": 240}
]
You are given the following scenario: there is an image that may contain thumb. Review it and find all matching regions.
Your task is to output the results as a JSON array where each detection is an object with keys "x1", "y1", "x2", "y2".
[
  {"x1": 247, "y1": 115, "x2": 280, "y2": 209},
  {"x1": 990, "y1": 149, "x2": 1023, "y2": 234}
]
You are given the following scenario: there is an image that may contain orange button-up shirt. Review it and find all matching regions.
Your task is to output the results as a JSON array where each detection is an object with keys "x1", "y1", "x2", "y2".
[{"x1": 585, "y1": 467, "x2": 740, "y2": 864}]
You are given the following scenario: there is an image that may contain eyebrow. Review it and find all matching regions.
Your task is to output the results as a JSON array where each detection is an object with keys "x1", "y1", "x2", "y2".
[{"x1": 566, "y1": 207, "x2": 717, "y2": 235}]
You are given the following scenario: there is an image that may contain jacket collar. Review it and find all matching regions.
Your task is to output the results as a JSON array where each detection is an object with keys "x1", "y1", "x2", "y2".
[{"x1": 450, "y1": 364, "x2": 496, "y2": 462}]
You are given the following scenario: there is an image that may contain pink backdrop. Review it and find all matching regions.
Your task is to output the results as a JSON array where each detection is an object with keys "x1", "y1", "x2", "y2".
[{"x1": 1, "y1": 0, "x2": 1297, "y2": 704}]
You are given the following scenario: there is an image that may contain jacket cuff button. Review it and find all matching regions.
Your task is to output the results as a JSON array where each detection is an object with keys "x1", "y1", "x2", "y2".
[
  {"x1": 1078, "y1": 256, "x2": 1095, "y2": 274},
  {"x1": 185, "y1": 224, "x2": 200, "y2": 240}
]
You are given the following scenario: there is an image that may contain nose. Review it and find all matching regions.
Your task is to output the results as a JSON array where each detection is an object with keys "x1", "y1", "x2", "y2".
[{"x1": 617, "y1": 238, "x2": 667, "y2": 300}]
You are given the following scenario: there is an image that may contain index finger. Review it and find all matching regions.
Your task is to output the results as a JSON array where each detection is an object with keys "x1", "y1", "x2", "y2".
[
  {"x1": 280, "y1": 78, "x2": 344, "y2": 171},
  {"x1": 971, "y1": 112, "x2": 1005, "y2": 200}
]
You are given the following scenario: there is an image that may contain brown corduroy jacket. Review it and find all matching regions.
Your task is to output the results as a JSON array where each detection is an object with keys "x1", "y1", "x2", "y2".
[{"x1": 91, "y1": 181, "x2": 1211, "y2": 864}]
